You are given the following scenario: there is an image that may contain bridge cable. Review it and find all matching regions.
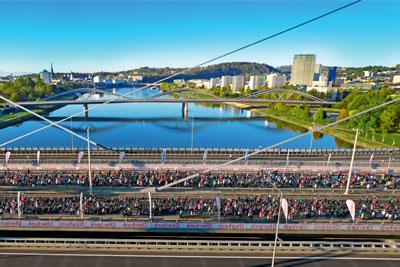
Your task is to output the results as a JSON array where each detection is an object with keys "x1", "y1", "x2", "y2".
[{"x1": 0, "y1": 0, "x2": 362, "y2": 148}]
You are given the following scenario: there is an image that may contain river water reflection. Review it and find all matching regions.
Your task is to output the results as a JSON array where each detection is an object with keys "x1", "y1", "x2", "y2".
[{"x1": 0, "y1": 88, "x2": 346, "y2": 149}]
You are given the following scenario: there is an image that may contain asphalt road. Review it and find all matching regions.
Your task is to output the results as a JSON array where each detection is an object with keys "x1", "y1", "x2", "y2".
[{"x1": 0, "y1": 252, "x2": 399, "y2": 267}]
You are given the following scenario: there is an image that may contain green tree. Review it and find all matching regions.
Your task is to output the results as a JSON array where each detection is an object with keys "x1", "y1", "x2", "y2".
[{"x1": 313, "y1": 109, "x2": 326, "y2": 123}]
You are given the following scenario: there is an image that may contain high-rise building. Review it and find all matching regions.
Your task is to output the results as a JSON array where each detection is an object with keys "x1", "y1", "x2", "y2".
[
  {"x1": 314, "y1": 64, "x2": 322, "y2": 74},
  {"x1": 220, "y1": 76, "x2": 232, "y2": 88},
  {"x1": 231, "y1": 75, "x2": 244, "y2": 92},
  {"x1": 39, "y1": 70, "x2": 52, "y2": 84},
  {"x1": 326, "y1": 67, "x2": 337, "y2": 83},
  {"x1": 266, "y1": 73, "x2": 285, "y2": 88},
  {"x1": 290, "y1": 54, "x2": 316, "y2": 86},
  {"x1": 208, "y1": 77, "x2": 221, "y2": 89},
  {"x1": 248, "y1": 75, "x2": 265, "y2": 90}
]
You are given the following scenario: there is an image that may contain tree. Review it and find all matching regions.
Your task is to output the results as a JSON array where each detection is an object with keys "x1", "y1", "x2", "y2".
[{"x1": 313, "y1": 109, "x2": 326, "y2": 123}]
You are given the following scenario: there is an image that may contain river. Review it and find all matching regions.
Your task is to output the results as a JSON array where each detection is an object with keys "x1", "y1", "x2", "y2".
[{"x1": 0, "y1": 87, "x2": 346, "y2": 149}]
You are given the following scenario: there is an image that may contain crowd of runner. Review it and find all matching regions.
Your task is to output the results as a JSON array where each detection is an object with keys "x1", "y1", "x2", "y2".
[
  {"x1": 0, "y1": 195, "x2": 398, "y2": 221},
  {"x1": 0, "y1": 170, "x2": 399, "y2": 190}
]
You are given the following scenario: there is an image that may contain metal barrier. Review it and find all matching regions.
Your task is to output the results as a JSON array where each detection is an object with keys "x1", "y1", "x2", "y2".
[{"x1": 0, "y1": 237, "x2": 398, "y2": 252}]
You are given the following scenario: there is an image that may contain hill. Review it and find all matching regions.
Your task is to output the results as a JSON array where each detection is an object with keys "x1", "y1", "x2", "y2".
[{"x1": 119, "y1": 62, "x2": 278, "y2": 82}]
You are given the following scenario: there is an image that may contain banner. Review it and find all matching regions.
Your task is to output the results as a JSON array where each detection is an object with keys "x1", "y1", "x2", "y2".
[
  {"x1": 5, "y1": 151, "x2": 11, "y2": 165},
  {"x1": 286, "y1": 151, "x2": 290, "y2": 166},
  {"x1": 244, "y1": 149, "x2": 249, "y2": 164},
  {"x1": 346, "y1": 199, "x2": 356, "y2": 222},
  {"x1": 202, "y1": 149, "x2": 208, "y2": 165},
  {"x1": 216, "y1": 196, "x2": 221, "y2": 212},
  {"x1": 119, "y1": 151, "x2": 125, "y2": 163},
  {"x1": 148, "y1": 192, "x2": 152, "y2": 219},
  {"x1": 79, "y1": 192, "x2": 83, "y2": 218},
  {"x1": 17, "y1": 191, "x2": 22, "y2": 218},
  {"x1": 327, "y1": 153, "x2": 332, "y2": 165},
  {"x1": 369, "y1": 153, "x2": 374, "y2": 168},
  {"x1": 160, "y1": 149, "x2": 167, "y2": 164},
  {"x1": 77, "y1": 151, "x2": 84, "y2": 164},
  {"x1": 281, "y1": 198, "x2": 288, "y2": 222},
  {"x1": 37, "y1": 151, "x2": 40, "y2": 164},
  {"x1": 1, "y1": 220, "x2": 398, "y2": 233},
  {"x1": 216, "y1": 196, "x2": 221, "y2": 221}
]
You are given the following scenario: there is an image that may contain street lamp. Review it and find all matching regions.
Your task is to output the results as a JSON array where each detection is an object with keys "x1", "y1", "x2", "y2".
[{"x1": 345, "y1": 128, "x2": 359, "y2": 195}]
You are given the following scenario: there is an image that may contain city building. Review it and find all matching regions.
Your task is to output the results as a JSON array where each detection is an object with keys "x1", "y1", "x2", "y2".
[
  {"x1": 231, "y1": 75, "x2": 245, "y2": 92},
  {"x1": 93, "y1": 75, "x2": 103, "y2": 83},
  {"x1": 266, "y1": 73, "x2": 285, "y2": 88},
  {"x1": 393, "y1": 75, "x2": 400, "y2": 84},
  {"x1": 187, "y1": 79, "x2": 209, "y2": 88},
  {"x1": 128, "y1": 74, "x2": 143, "y2": 81},
  {"x1": 220, "y1": 76, "x2": 232, "y2": 88},
  {"x1": 363, "y1": 71, "x2": 374, "y2": 79},
  {"x1": 208, "y1": 78, "x2": 221, "y2": 89},
  {"x1": 312, "y1": 76, "x2": 328, "y2": 87},
  {"x1": 325, "y1": 66, "x2": 337, "y2": 84},
  {"x1": 306, "y1": 86, "x2": 337, "y2": 101},
  {"x1": 249, "y1": 75, "x2": 265, "y2": 90},
  {"x1": 173, "y1": 79, "x2": 185, "y2": 86},
  {"x1": 290, "y1": 54, "x2": 316, "y2": 86},
  {"x1": 335, "y1": 78, "x2": 346, "y2": 86},
  {"x1": 39, "y1": 70, "x2": 52, "y2": 84}
]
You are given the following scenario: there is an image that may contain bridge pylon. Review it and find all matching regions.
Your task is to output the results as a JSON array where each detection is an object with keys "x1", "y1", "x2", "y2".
[
  {"x1": 182, "y1": 102, "x2": 189, "y2": 120},
  {"x1": 83, "y1": 103, "x2": 89, "y2": 121}
]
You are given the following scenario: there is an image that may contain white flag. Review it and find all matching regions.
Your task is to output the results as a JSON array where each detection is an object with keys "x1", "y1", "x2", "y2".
[
  {"x1": 369, "y1": 153, "x2": 374, "y2": 167},
  {"x1": 5, "y1": 151, "x2": 11, "y2": 164},
  {"x1": 327, "y1": 153, "x2": 332, "y2": 165},
  {"x1": 286, "y1": 151, "x2": 290, "y2": 166},
  {"x1": 37, "y1": 151, "x2": 41, "y2": 164},
  {"x1": 202, "y1": 149, "x2": 208, "y2": 165},
  {"x1": 216, "y1": 196, "x2": 221, "y2": 211},
  {"x1": 148, "y1": 192, "x2": 152, "y2": 219},
  {"x1": 160, "y1": 149, "x2": 167, "y2": 164},
  {"x1": 79, "y1": 192, "x2": 83, "y2": 218},
  {"x1": 244, "y1": 149, "x2": 249, "y2": 164},
  {"x1": 216, "y1": 196, "x2": 221, "y2": 220},
  {"x1": 281, "y1": 198, "x2": 289, "y2": 221},
  {"x1": 119, "y1": 151, "x2": 125, "y2": 163},
  {"x1": 346, "y1": 199, "x2": 356, "y2": 222},
  {"x1": 77, "y1": 151, "x2": 84, "y2": 164},
  {"x1": 17, "y1": 191, "x2": 22, "y2": 218}
]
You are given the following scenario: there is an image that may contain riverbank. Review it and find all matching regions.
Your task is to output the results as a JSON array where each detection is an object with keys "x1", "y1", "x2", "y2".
[
  {"x1": 252, "y1": 109, "x2": 396, "y2": 148},
  {"x1": 0, "y1": 106, "x2": 62, "y2": 130}
]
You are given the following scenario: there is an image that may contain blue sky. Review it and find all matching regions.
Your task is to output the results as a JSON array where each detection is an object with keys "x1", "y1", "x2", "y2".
[{"x1": 0, "y1": 0, "x2": 399, "y2": 73}]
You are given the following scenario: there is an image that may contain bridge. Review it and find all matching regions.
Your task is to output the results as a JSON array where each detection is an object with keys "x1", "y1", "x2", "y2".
[
  {"x1": 0, "y1": 87, "x2": 335, "y2": 119},
  {"x1": 12, "y1": 98, "x2": 336, "y2": 106}
]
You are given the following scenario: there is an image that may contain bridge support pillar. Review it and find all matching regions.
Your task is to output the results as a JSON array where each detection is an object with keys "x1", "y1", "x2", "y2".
[
  {"x1": 83, "y1": 103, "x2": 89, "y2": 121},
  {"x1": 182, "y1": 102, "x2": 189, "y2": 119}
]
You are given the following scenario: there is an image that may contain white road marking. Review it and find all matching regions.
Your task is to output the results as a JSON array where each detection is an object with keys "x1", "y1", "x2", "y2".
[{"x1": 0, "y1": 252, "x2": 398, "y2": 261}]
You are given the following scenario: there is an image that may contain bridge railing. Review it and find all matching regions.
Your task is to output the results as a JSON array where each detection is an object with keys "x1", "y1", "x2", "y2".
[
  {"x1": 1, "y1": 159, "x2": 399, "y2": 169},
  {"x1": 0, "y1": 237, "x2": 399, "y2": 252}
]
